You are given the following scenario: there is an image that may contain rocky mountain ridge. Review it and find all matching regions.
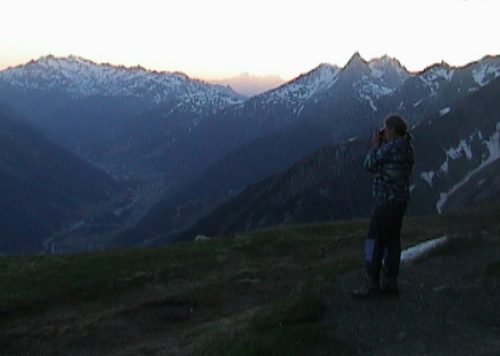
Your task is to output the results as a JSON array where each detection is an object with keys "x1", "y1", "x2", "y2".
[
  {"x1": 1, "y1": 55, "x2": 244, "y2": 108},
  {"x1": 175, "y1": 77, "x2": 500, "y2": 241},
  {"x1": 1, "y1": 53, "x2": 500, "y2": 251},
  {"x1": 118, "y1": 55, "x2": 500, "y2": 247}
]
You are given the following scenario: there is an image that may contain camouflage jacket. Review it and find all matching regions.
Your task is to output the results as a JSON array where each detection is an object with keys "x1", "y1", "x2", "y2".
[{"x1": 364, "y1": 135, "x2": 415, "y2": 206}]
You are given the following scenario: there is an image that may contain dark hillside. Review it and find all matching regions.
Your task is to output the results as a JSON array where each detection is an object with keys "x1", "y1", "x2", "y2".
[{"x1": 0, "y1": 105, "x2": 120, "y2": 253}]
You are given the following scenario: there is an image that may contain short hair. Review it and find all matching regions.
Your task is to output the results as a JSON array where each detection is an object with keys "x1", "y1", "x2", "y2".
[{"x1": 384, "y1": 114, "x2": 407, "y2": 136}]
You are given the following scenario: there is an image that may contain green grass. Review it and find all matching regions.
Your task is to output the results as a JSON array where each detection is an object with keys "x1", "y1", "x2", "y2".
[
  {"x1": 0, "y1": 219, "x2": 365, "y2": 354},
  {"x1": 199, "y1": 263, "x2": 347, "y2": 356},
  {"x1": 1, "y1": 209, "x2": 499, "y2": 355},
  {"x1": 204, "y1": 293, "x2": 329, "y2": 356},
  {"x1": 0, "y1": 240, "x2": 238, "y2": 314}
]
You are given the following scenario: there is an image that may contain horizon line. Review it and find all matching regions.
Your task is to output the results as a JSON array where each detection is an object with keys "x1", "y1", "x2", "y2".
[{"x1": 1, "y1": 52, "x2": 499, "y2": 83}]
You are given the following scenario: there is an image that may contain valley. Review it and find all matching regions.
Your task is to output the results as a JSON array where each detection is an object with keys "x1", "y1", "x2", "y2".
[{"x1": 0, "y1": 53, "x2": 499, "y2": 254}]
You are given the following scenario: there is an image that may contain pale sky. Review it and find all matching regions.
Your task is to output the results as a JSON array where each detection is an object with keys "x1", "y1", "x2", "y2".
[{"x1": 1, "y1": 0, "x2": 499, "y2": 80}]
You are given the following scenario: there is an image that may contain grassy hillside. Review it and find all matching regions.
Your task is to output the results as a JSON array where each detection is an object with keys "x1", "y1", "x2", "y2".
[{"x1": 1, "y1": 206, "x2": 499, "y2": 355}]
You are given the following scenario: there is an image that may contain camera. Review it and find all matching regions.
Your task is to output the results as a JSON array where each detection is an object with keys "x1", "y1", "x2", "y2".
[{"x1": 378, "y1": 128, "x2": 386, "y2": 143}]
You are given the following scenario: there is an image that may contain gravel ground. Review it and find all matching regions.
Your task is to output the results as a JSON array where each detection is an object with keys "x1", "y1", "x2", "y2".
[{"x1": 327, "y1": 235, "x2": 500, "y2": 355}]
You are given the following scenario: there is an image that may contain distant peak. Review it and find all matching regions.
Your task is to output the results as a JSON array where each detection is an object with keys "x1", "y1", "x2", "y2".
[
  {"x1": 317, "y1": 62, "x2": 334, "y2": 68},
  {"x1": 295, "y1": 62, "x2": 339, "y2": 81},
  {"x1": 37, "y1": 54, "x2": 65, "y2": 62},
  {"x1": 39, "y1": 54, "x2": 56, "y2": 60},
  {"x1": 345, "y1": 52, "x2": 367, "y2": 68},
  {"x1": 28, "y1": 55, "x2": 155, "y2": 74},
  {"x1": 34, "y1": 54, "x2": 96, "y2": 66},
  {"x1": 314, "y1": 63, "x2": 339, "y2": 72},
  {"x1": 67, "y1": 55, "x2": 92, "y2": 63},
  {"x1": 371, "y1": 54, "x2": 398, "y2": 64},
  {"x1": 479, "y1": 54, "x2": 500, "y2": 63},
  {"x1": 351, "y1": 51, "x2": 363, "y2": 59},
  {"x1": 423, "y1": 61, "x2": 452, "y2": 73},
  {"x1": 425, "y1": 60, "x2": 451, "y2": 69},
  {"x1": 440, "y1": 60, "x2": 451, "y2": 68},
  {"x1": 31, "y1": 54, "x2": 57, "y2": 65},
  {"x1": 368, "y1": 54, "x2": 410, "y2": 73}
]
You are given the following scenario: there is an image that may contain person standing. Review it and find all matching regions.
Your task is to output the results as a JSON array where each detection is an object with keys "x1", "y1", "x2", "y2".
[{"x1": 353, "y1": 114, "x2": 415, "y2": 298}]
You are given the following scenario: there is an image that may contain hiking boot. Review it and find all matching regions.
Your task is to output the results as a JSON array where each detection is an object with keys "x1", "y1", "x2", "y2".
[
  {"x1": 380, "y1": 280, "x2": 399, "y2": 297},
  {"x1": 352, "y1": 277, "x2": 380, "y2": 299}
]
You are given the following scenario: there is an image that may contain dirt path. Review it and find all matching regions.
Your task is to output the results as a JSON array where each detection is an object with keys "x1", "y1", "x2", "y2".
[{"x1": 326, "y1": 234, "x2": 500, "y2": 355}]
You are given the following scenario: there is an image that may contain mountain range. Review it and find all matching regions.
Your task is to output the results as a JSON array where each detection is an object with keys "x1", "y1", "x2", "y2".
[
  {"x1": 0, "y1": 55, "x2": 245, "y2": 173},
  {"x1": 176, "y1": 77, "x2": 500, "y2": 241},
  {"x1": 0, "y1": 53, "x2": 499, "y2": 252},
  {"x1": 114, "y1": 54, "x2": 500, "y2": 246}
]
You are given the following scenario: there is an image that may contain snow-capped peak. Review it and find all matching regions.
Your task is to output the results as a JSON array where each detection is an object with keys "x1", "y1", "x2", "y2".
[
  {"x1": 289, "y1": 63, "x2": 341, "y2": 89},
  {"x1": 0, "y1": 55, "x2": 245, "y2": 110},
  {"x1": 418, "y1": 63, "x2": 455, "y2": 95},
  {"x1": 341, "y1": 54, "x2": 411, "y2": 111},
  {"x1": 262, "y1": 63, "x2": 340, "y2": 107},
  {"x1": 344, "y1": 52, "x2": 368, "y2": 69},
  {"x1": 368, "y1": 55, "x2": 409, "y2": 78},
  {"x1": 260, "y1": 53, "x2": 411, "y2": 115}
]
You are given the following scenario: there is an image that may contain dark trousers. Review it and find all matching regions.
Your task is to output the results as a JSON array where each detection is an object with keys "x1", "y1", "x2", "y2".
[{"x1": 364, "y1": 202, "x2": 407, "y2": 284}]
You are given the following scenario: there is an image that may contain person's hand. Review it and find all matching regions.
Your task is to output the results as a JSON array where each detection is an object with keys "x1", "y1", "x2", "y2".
[{"x1": 372, "y1": 130, "x2": 381, "y2": 149}]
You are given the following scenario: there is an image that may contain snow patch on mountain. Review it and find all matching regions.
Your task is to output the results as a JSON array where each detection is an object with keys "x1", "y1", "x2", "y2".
[
  {"x1": 436, "y1": 122, "x2": 500, "y2": 213},
  {"x1": 356, "y1": 77, "x2": 394, "y2": 97},
  {"x1": 420, "y1": 171, "x2": 435, "y2": 187},
  {"x1": 439, "y1": 107, "x2": 450, "y2": 116},
  {"x1": 413, "y1": 99, "x2": 423, "y2": 107},
  {"x1": 435, "y1": 133, "x2": 476, "y2": 176},
  {"x1": 265, "y1": 64, "x2": 340, "y2": 106},
  {"x1": 439, "y1": 131, "x2": 482, "y2": 174},
  {"x1": 295, "y1": 105, "x2": 305, "y2": 116},
  {"x1": 345, "y1": 55, "x2": 410, "y2": 111},
  {"x1": 353, "y1": 75, "x2": 399, "y2": 110},
  {"x1": 440, "y1": 160, "x2": 449, "y2": 174},
  {"x1": 472, "y1": 62, "x2": 500, "y2": 86},
  {"x1": 446, "y1": 138, "x2": 473, "y2": 160},
  {"x1": 368, "y1": 55, "x2": 410, "y2": 83},
  {"x1": 360, "y1": 94, "x2": 378, "y2": 111},
  {"x1": 370, "y1": 68, "x2": 384, "y2": 78},
  {"x1": 419, "y1": 66, "x2": 454, "y2": 95}
]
